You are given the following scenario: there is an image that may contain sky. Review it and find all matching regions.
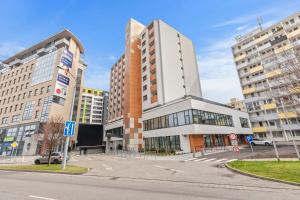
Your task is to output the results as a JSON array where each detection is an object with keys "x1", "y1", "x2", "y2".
[{"x1": 0, "y1": 0, "x2": 300, "y2": 103}]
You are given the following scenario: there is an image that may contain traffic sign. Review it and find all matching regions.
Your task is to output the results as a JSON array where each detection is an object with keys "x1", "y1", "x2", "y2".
[
  {"x1": 11, "y1": 142, "x2": 18, "y2": 148},
  {"x1": 233, "y1": 146, "x2": 240, "y2": 152},
  {"x1": 229, "y1": 133, "x2": 237, "y2": 140},
  {"x1": 64, "y1": 121, "x2": 76, "y2": 137},
  {"x1": 246, "y1": 135, "x2": 253, "y2": 143},
  {"x1": 231, "y1": 140, "x2": 238, "y2": 146}
]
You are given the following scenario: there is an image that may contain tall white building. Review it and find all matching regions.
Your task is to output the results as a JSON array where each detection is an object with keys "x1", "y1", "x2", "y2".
[{"x1": 105, "y1": 19, "x2": 252, "y2": 153}]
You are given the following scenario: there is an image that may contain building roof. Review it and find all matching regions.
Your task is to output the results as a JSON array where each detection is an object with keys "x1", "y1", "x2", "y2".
[{"x1": 3, "y1": 29, "x2": 84, "y2": 64}]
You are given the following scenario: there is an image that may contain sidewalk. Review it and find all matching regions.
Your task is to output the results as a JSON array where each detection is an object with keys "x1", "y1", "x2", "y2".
[
  {"x1": 107, "y1": 146, "x2": 245, "y2": 161},
  {"x1": 0, "y1": 156, "x2": 38, "y2": 165}
]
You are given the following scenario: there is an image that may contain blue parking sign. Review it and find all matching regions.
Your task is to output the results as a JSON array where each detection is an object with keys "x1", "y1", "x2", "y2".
[
  {"x1": 64, "y1": 121, "x2": 76, "y2": 137},
  {"x1": 246, "y1": 135, "x2": 253, "y2": 143}
]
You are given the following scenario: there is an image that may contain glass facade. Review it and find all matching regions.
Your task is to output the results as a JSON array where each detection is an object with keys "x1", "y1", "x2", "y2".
[
  {"x1": 143, "y1": 109, "x2": 234, "y2": 131},
  {"x1": 144, "y1": 135, "x2": 181, "y2": 151},
  {"x1": 31, "y1": 50, "x2": 57, "y2": 86},
  {"x1": 40, "y1": 96, "x2": 52, "y2": 122},
  {"x1": 22, "y1": 101, "x2": 35, "y2": 120}
]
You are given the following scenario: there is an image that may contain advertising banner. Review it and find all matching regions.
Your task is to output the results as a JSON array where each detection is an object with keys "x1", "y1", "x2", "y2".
[
  {"x1": 61, "y1": 49, "x2": 73, "y2": 68},
  {"x1": 54, "y1": 69, "x2": 69, "y2": 99},
  {"x1": 3, "y1": 136, "x2": 14, "y2": 142}
]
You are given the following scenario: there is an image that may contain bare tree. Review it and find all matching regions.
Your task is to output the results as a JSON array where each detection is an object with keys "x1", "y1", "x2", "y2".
[
  {"x1": 266, "y1": 42, "x2": 300, "y2": 160},
  {"x1": 40, "y1": 115, "x2": 65, "y2": 165}
]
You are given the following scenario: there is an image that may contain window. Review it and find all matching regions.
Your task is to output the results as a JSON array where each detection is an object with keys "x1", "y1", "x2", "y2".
[
  {"x1": 1, "y1": 117, "x2": 9, "y2": 124},
  {"x1": 143, "y1": 95, "x2": 147, "y2": 101},
  {"x1": 143, "y1": 109, "x2": 234, "y2": 131},
  {"x1": 22, "y1": 101, "x2": 35, "y2": 120},
  {"x1": 143, "y1": 85, "x2": 147, "y2": 91},
  {"x1": 31, "y1": 50, "x2": 57, "y2": 86},
  {"x1": 12, "y1": 115, "x2": 21, "y2": 123},
  {"x1": 240, "y1": 117, "x2": 249, "y2": 128},
  {"x1": 40, "y1": 96, "x2": 52, "y2": 122},
  {"x1": 143, "y1": 75, "x2": 147, "y2": 82}
]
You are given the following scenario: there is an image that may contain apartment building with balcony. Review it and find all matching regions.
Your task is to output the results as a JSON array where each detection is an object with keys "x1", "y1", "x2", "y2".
[
  {"x1": 0, "y1": 30, "x2": 86, "y2": 155},
  {"x1": 227, "y1": 98, "x2": 247, "y2": 112},
  {"x1": 232, "y1": 11, "x2": 300, "y2": 141},
  {"x1": 105, "y1": 19, "x2": 251, "y2": 153},
  {"x1": 79, "y1": 88, "x2": 108, "y2": 125}
]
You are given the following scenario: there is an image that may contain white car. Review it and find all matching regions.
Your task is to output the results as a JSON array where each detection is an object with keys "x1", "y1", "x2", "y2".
[{"x1": 250, "y1": 138, "x2": 273, "y2": 146}]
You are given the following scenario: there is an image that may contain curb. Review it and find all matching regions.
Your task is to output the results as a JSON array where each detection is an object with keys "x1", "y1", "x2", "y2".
[
  {"x1": 225, "y1": 162, "x2": 300, "y2": 187},
  {"x1": 0, "y1": 168, "x2": 90, "y2": 175}
]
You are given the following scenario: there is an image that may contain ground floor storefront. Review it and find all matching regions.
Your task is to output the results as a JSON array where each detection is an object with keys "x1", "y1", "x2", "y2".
[{"x1": 144, "y1": 134, "x2": 249, "y2": 153}]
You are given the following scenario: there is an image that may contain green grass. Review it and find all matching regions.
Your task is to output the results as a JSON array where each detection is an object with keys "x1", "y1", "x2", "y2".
[
  {"x1": 0, "y1": 164, "x2": 88, "y2": 174},
  {"x1": 228, "y1": 161, "x2": 300, "y2": 183}
]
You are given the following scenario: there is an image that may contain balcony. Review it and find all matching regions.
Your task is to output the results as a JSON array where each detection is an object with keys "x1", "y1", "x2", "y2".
[
  {"x1": 242, "y1": 87, "x2": 256, "y2": 95},
  {"x1": 252, "y1": 127, "x2": 268, "y2": 133},
  {"x1": 236, "y1": 61, "x2": 248, "y2": 69},
  {"x1": 287, "y1": 28, "x2": 300, "y2": 39},
  {"x1": 278, "y1": 111, "x2": 297, "y2": 119},
  {"x1": 282, "y1": 124, "x2": 300, "y2": 130},
  {"x1": 288, "y1": 86, "x2": 300, "y2": 94},
  {"x1": 150, "y1": 84, "x2": 157, "y2": 93},
  {"x1": 265, "y1": 69, "x2": 282, "y2": 78},
  {"x1": 234, "y1": 53, "x2": 246, "y2": 62},
  {"x1": 255, "y1": 34, "x2": 269, "y2": 44},
  {"x1": 274, "y1": 44, "x2": 292, "y2": 54},
  {"x1": 261, "y1": 103, "x2": 276, "y2": 110},
  {"x1": 249, "y1": 65, "x2": 263, "y2": 74},
  {"x1": 150, "y1": 65, "x2": 156, "y2": 73},
  {"x1": 150, "y1": 74, "x2": 156, "y2": 83},
  {"x1": 257, "y1": 42, "x2": 271, "y2": 52},
  {"x1": 151, "y1": 95, "x2": 158, "y2": 103}
]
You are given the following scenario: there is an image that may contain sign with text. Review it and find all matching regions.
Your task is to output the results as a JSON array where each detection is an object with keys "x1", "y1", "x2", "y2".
[
  {"x1": 54, "y1": 69, "x2": 69, "y2": 99},
  {"x1": 61, "y1": 49, "x2": 73, "y2": 68}
]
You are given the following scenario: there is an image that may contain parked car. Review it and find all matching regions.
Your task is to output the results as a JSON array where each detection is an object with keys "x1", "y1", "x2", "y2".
[
  {"x1": 250, "y1": 138, "x2": 273, "y2": 146},
  {"x1": 34, "y1": 152, "x2": 69, "y2": 165}
]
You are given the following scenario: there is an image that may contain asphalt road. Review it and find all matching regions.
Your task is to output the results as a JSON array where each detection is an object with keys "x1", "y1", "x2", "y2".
[{"x1": 0, "y1": 153, "x2": 299, "y2": 200}]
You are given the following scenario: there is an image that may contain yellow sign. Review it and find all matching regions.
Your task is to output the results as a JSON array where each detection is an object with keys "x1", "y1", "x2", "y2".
[{"x1": 11, "y1": 142, "x2": 18, "y2": 148}]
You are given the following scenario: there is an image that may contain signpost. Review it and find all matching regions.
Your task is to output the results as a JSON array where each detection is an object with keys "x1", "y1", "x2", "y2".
[
  {"x1": 246, "y1": 135, "x2": 255, "y2": 158},
  {"x1": 62, "y1": 121, "x2": 76, "y2": 170},
  {"x1": 229, "y1": 133, "x2": 240, "y2": 160}
]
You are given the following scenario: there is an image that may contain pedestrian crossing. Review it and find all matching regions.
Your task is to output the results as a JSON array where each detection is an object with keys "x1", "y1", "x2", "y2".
[{"x1": 183, "y1": 157, "x2": 237, "y2": 163}]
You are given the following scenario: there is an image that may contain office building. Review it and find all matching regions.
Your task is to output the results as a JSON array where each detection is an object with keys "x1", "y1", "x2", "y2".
[
  {"x1": 0, "y1": 29, "x2": 86, "y2": 155},
  {"x1": 227, "y1": 98, "x2": 247, "y2": 112},
  {"x1": 105, "y1": 19, "x2": 251, "y2": 153},
  {"x1": 232, "y1": 12, "x2": 300, "y2": 141},
  {"x1": 79, "y1": 88, "x2": 108, "y2": 125}
]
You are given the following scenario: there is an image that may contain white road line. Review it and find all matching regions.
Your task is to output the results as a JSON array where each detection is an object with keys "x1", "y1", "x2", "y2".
[
  {"x1": 227, "y1": 159, "x2": 238, "y2": 163},
  {"x1": 29, "y1": 195, "x2": 58, "y2": 200},
  {"x1": 203, "y1": 158, "x2": 217, "y2": 162},
  {"x1": 194, "y1": 158, "x2": 208, "y2": 162},
  {"x1": 214, "y1": 158, "x2": 228, "y2": 163},
  {"x1": 102, "y1": 164, "x2": 113, "y2": 170},
  {"x1": 184, "y1": 158, "x2": 198, "y2": 161}
]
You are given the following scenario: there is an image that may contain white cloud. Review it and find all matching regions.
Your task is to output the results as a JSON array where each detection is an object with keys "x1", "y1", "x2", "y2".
[
  {"x1": 236, "y1": 25, "x2": 249, "y2": 31},
  {"x1": 198, "y1": 36, "x2": 242, "y2": 103},
  {"x1": 0, "y1": 43, "x2": 24, "y2": 60},
  {"x1": 212, "y1": 9, "x2": 277, "y2": 28},
  {"x1": 84, "y1": 66, "x2": 110, "y2": 91}
]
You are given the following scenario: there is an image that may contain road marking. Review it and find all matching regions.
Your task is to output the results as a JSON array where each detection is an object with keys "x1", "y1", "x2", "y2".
[
  {"x1": 227, "y1": 159, "x2": 238, "y2": 163},
  {"x1": 194, "y1": 158, "x2": 208, "y2": 162},
  {"x1": 102, "y1": 164, "x2": 113, "y2": 170},
  {"x1": 214, "y1": 159, "x2": 228, "y2": 163},
  {"x1": 184, "y1": 158, "x2": 198, "y2": 161},
  {"x1": 29, "y1": 195, "x2": 58, "y2": 200},
  {"x1": 203, "y1": 158, "x2": 217, "y2": 162},
  {"x1": 153, "y1": 165, "x2": 183, "y2": 173}
]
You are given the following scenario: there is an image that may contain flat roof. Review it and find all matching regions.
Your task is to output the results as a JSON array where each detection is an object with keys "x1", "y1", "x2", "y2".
[{"x1": 3, "y1": 29, "x2": 84, "y2": 64}]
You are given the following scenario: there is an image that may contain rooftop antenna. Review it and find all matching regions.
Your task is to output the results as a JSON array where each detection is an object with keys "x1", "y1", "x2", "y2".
[{"x1": 257, "y1": 16, "x2": 263, "y2": 30}]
